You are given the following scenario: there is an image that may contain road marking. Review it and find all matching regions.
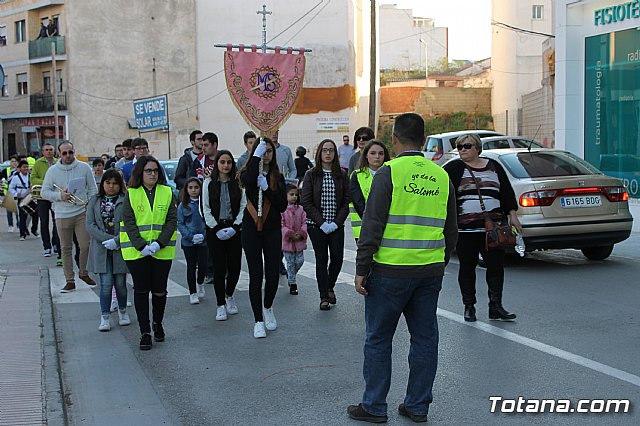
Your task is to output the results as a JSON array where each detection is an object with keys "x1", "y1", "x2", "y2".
[{"x1": 437, "y1": 308, "x2": 640, "y2": 388}]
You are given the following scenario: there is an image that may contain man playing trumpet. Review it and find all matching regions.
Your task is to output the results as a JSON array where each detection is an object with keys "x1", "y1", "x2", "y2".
[
  {"x1": 42, "y1": 142, "x2": 98, "y2": 292},
  {"x1": 31, "y1": 142, "x2": 61, "y2": 259}
]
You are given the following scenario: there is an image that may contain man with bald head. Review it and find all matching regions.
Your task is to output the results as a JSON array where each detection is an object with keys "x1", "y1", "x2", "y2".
[{"x1": 41, "y1": 142, "x2": 98, "y2": 292}]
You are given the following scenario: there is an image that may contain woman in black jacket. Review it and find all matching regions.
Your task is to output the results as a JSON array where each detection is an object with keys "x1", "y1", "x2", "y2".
[
  {"x1": 443, "y1": 133, "x2": 522, "y2": 323},
  {"x1": 240, "y1": 138, "x2": 287, "y2": 338},
  {"x1": 301, "y1": 139, "x2": 351, "y2": 311}
]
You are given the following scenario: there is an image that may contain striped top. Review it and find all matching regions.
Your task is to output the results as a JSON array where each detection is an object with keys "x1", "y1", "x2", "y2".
[{"x1": 455, "y1": 163, "x2": 504, "y2": 232}]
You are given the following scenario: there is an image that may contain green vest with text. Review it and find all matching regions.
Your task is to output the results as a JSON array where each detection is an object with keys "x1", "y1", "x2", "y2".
[
  {"x1": 120, "y1": 185, "x2": 176, "y2": 261},
  {"x1": 372, "y1": 155, "x2": 449, "y2": 266},
  {"x1": 349, "y1": 169, "x2": 374, "y2": 239}
]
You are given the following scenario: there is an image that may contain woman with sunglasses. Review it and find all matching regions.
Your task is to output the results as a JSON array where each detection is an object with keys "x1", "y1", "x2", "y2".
[
  {"x1": 347, "y1": 127, "x2": 375, "y2": 177},
  {"x1": 121, "y1": 156, "x2": 177, "y2": 350},
  {"x1": 443, "y1": 134, "x2": 522, "y2": 323},
  {"x1": 349, "y1": 140, "x2": 391, "y2": 241},
  {"x1": 301, "y1": 139, "x2": 351, "y2": 311}
]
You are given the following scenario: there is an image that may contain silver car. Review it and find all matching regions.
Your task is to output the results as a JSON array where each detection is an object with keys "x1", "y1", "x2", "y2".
[
  {"x1": 471, "y1": 149, "x2": 633, "y2": 260},
  {"x1": 423, "y1": 130, "x2": 503, "y2": 165}
]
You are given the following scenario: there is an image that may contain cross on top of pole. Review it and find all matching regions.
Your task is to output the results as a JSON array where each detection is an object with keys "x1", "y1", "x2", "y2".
[{"x1": 257, "y1": 4, "x2": 272, "y2": 53}]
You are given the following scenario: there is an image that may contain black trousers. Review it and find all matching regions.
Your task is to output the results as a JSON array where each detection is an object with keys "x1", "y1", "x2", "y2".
[
  {"x1": 126, "y1": 257, "x2": 172, "y2": 334},
  {"x1": 307, "y1": 225, "x2": 345, "y2": 300},
  {"x1": 242, "y1": 225, "x2": 281, "y2": 322},
  {"x1": 207, "y1": 229, "x2": 242, "y2": 306},
  {"x1": 456, "y1": 232, "x2": 505, "y2": 307},
  {"x1": 37, "y1": 200, "x2": 60, "y2": 253},
  {"x1": 182, "y1": 245, "x2": 208, "y2": 294},
  {"x1": 17, "y1": 201, "x2": 38, "y2": 238}
]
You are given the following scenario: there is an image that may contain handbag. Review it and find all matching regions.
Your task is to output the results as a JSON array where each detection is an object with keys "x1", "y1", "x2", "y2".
[{"x1": 465, "y1": 166, "x2": 516, "y2": 250}]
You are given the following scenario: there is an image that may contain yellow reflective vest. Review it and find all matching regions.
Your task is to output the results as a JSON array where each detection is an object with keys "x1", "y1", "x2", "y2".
[
  {"x1": 349, "y1": 168, "x2": 374, "y2": 239},
  {"x1": 372, "y1": 155, "x2": 449, "y2": 266},
  {"x1": 120, "y1": 185, "x2": 177, "y2": 261}
]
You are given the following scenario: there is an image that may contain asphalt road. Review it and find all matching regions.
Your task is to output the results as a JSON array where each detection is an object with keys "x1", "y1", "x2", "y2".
[{"x1": 3, "y1": 221, "x2": 639, "y2": 425}]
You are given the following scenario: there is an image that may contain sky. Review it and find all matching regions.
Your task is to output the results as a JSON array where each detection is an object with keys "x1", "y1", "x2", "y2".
[{"x1": 380, "y1": 0, "x2": 492, "y2": 61}]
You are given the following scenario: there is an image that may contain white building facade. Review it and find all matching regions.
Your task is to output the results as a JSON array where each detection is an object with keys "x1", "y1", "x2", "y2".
[
  {"x1": 194, "y1": 0, "x2": 375, "y2": 156},
  {"x1": 379, "y1": 4, "x2": 447, "y2": 71},
  {"x1": 556, "y1": 0, "x2": 640, "y2": 227},
  {"x1": 491, "y1": 0, "x2": 555, "y2": 134}
]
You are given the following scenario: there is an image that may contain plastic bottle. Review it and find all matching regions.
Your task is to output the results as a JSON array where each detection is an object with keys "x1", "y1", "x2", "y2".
[{"x1": 513, "y1": 226, "x2": 525, "y2": 257}]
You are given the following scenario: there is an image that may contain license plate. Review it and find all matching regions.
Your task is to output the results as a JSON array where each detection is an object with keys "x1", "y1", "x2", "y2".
[{"x1": 560, "y1": 195, "x2": 602, "y2": 208}]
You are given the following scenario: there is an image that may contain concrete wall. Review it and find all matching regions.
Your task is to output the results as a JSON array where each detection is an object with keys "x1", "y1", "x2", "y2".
[{"x1": 195, "y1": 0, "x2": 373, "y2": 157}]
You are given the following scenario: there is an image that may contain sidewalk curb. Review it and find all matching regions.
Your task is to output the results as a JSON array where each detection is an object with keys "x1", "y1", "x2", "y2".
[{"x1": 40, "y1": 266, "x2": 69, "y2": 426}]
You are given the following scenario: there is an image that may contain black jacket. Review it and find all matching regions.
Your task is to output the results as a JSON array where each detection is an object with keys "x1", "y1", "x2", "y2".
[
  {"x1": 240, "y1": 155, "x2": 287, "y2": 231},
  {"x1": 301, "y1": 167, "x2": 351, "y2": 227},
  {"x1": 175, "y1": 148, "x2": 196, "y2": 190}
]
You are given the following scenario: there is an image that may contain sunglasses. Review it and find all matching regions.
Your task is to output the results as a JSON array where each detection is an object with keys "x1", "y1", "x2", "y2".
[
  {"x1": 60, "y1": 150, "x2": 74, "y2": 156},
  {"x1": 456, "y1": 143, "x2": 475, "y2": 150},
  {"x1": 356, "y1": 136, "x2": 371, "y2": 141}
]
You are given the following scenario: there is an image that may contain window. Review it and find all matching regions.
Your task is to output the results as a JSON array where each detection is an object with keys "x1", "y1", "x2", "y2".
[
  {"x1": 2, "y1": 75, "x2": 7, "y2": 97},
  {"x1": 15, "y1": 20, "x2": 25, "y2": 43},
  {"x1": 43, "y1": 71, "x2": 51, "y2": 92},
  {"x1": 532, "y1": 5, "x2": 544, "y2": 20},
  {"x1": 0, "y1": 25, "x2": 6, "y2": 46},
  {"x1": 17, "y1": 73, "x2": 27, "y2": 95}
]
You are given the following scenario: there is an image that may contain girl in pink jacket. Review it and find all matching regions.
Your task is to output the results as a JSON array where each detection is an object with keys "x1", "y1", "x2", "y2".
[{"x1": 281, "y1": 184, "x2": 307, "y2": 295}]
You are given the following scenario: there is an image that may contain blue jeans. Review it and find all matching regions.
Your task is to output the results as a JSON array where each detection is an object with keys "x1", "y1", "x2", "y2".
[
  {"x1": 99, "y1": 252, "x2": 127, "y2": 315},
  {"x1": 362, "y1": 271, "x2": 442, "y2": 417},
  {"x1": 6, "y1": 209, "x2": 18, "y2": 227}
]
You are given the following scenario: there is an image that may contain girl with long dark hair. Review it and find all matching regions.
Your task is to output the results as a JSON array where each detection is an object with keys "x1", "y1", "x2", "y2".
[
  {"x1": 240, "y1": 138, "x2": 287, "y2": 338},
  {"x1": 301, "y1": 139, "x2": 351, "y2": 311},
  {"x1": 202, "y1": 150, "x2": 246, "y2": 321}
]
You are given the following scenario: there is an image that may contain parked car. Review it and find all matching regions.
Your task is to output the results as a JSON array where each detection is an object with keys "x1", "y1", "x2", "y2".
[
  {"x1": 423, "y1": 130, "x2": 504, "y2": 165},
  {"x1": 443, "y1": 135, "x2": 545, "y2": 163},
  {"x1": 446, "y1": 148, "x2": 633, "y2": 260},
  {"x1": 159, "y1": 159, "x2": 179, "y2": 198}
]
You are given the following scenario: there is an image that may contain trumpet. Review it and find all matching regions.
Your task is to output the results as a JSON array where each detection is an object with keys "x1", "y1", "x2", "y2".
[{"x1": 54, "y1": 184, "x2": 88, "y2": 207}]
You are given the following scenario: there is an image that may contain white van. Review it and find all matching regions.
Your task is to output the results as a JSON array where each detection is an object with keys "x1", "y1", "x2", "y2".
[{"x1": 423, "y1": 130, "x2": 503, "y2": 165}]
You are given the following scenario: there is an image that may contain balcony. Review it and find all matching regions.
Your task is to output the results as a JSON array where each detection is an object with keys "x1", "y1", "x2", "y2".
[
  {"x1": 30, "y1": 91, "x2": 67, "y2": 113},
  {"x1": 28, "y1": 36, "x2": 65, "y2": 59}
]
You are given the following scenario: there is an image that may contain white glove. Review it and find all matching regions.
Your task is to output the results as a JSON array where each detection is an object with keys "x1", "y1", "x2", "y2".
[
  {"x1": 102, "y1": 238, "x2": 117, "y2": 251},
  {"x1": 257, "y1": 174, "x2": 269, "y2": 191},
  {"x1": 216, "y1": 229, "x2": 229, "y2": 240},
  {"x1": 192, "y1": 234, "x2": 204, "y2": 244},
  {"x1": 140, "y1": 245, "x2": 154, "y2": 257},
  {"x1": 253, "y1": 139, "x2": 267, "y2": 157},
  {"x1": 320, "y1": 222, "x2": 333, "y2": 234},
  {"x1": 223, "y1": 227, "x2": 236, "y2": 239},
  {"x1": 148, "y1": 241, "x2": 161, "y2": 254},
  {"x1": 327, "y1": 222, "x2": 339, "y2": 233}
]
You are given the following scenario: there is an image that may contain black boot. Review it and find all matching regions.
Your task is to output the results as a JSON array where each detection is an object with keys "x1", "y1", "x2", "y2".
[
  {"x1": 139, "y1": 333, "x2": 152, "y2": 350},
  {"x1": 464, "y1": 305, "x2": 477, "y2": 322},
  {"x1": 152, "y1": 322, "x2": 165, "y2": 342},
  {"x1": 489, "y1": 306, "x2": 516, "y2": 321}
]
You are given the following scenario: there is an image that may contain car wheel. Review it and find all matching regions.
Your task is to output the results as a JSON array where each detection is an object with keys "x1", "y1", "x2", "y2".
[{"x1": 581, "y1": 245, "x2": 614, "y2": 261}]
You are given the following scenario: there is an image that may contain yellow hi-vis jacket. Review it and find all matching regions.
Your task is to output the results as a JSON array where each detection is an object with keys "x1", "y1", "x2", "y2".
[
  {"x1": 349, "y1": 168, "x2": 374, "y2": 239},
  {"x1": 372, "y1": 155, "x2": 449, "y2": 266},
  {"x1": 120, "y1": 185, "x2": 176, "y2": 261}
]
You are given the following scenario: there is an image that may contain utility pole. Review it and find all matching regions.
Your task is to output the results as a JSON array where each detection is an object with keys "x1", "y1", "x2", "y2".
[
  {"x1": 51, "y1": 41, "x2": 59, "y2": 148},
  {"x1": 368, "y1": 0, "x2": 377, "y2": 131}
]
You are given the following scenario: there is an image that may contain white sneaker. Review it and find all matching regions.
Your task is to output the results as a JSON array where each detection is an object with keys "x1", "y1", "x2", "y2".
[
  {"x1": 8, "y1": 226, "x2": 14, "y2": 233},
  {"x1": 127, "y1": 301, "x2": 132, "y2": 307},
  {"x1": 110, "y1": 299, "x2": 118, "y2": 312},
  {"x1": 43, "y1": 249, "x2": 52, "y2": 257},
  {"x1": 253, "y1": 321, "x2": 267, "y2": 338},
  {"x1": 189, "y1": 293, "x2": 200, "y2": 305},
  {"x1": 118, "y1": 309, "x2": 131, "y2": 326},
  {"x1": 216, "y1": 305, "x2": 227, "y2": 321},
  {"x1": 19, "y1": 236, "x2": 25, "y2": 241},
  {"x1": 263, "y1": 307, "x2": 277, "y2": 331},
  {"x1": 226, "y1": 296, "x2": 238, "y2": 315},
  {"x1": 98, "y1": 315, "x2": 111, "y2": 332},
  {"x1": 197, "y1": 284, "x2": 205, "y2": 299}
]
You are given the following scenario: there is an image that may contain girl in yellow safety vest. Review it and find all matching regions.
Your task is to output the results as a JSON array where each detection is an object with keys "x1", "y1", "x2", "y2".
[{"x1": 349, "y1": 140, "x2": 391, "y2": 242}]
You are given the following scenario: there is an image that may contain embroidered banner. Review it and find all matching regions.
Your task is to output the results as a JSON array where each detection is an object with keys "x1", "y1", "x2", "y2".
[{"x1": 224, "y1": 46, "x2": 306, "y2": 134}]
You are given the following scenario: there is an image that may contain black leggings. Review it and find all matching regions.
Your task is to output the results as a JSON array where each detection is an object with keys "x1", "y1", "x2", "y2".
[
  {"x1": 242, "y1": 225, "x2": 281, "y2": 322},
  {"x1": 182, "y1": 245, "x2": 208, "y2": 294},
  {"x1": 126, "y1": 257, "x2": 172, "y2": 334},
  {"x1": 207, "y1": 229, "x2": 242, "y2": 306},
  {"x1": 456, "y1": 232, "x2": 505, "y2": 307},
  {"x1": 308, "y1": 225, "x2": 345, "y2": 300}
]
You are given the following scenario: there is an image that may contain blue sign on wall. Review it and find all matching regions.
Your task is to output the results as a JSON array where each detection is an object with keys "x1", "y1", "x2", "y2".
[{"x1": 133, "y1": 95, "x2": 168, "y2": 131}]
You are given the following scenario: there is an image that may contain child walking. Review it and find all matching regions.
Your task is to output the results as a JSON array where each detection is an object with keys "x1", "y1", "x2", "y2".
[
  {"x1": 178, "y1": 177, "x2": 208, "y2": 305},
  {"x1": 86, "y1": 168, "x2": 130, "y2": 331},
  {"x1": 281, "y1": 184, "x2": 307, "y2": 295}
]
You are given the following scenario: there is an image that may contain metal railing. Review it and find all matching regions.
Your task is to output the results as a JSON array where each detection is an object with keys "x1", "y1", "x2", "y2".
[
  {"x1": 28, "y1": 36, "x2": 65, "y2": 59},
  {"x1": 30, "y1": 92, "x2": 67, "y2": 113}
]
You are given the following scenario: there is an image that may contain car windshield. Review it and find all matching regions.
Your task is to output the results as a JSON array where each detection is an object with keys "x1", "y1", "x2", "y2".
[
  {"x1": 500, "y1": 151, "x2": 602, "y2": 178},
  {"x1": 424, "y1": 137, "x2": 442, "y2": 153}
]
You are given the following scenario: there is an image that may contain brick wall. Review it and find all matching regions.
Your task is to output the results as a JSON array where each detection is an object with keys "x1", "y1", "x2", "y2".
[{"x1": 379, "y1": 87, "x2": 492, "y2": 116}]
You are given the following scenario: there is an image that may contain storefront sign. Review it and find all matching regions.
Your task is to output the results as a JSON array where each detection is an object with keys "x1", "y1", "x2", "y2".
[
  {"x1": 25, "y1": 116, "x2": 65, "y2": 126},
  {"x1": 133, "y1": 95, "x2": 168, "y2": 131},
  {"x1": 594, "y1": 1, "x2": 640, "y2": 26}
]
